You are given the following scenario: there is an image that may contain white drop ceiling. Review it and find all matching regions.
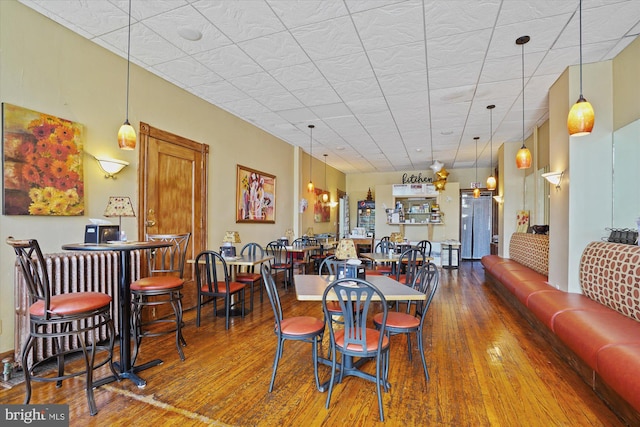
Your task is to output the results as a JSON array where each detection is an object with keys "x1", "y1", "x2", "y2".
[{"x1": 19, "y1": 0, "x2": 640, "y2": 174}]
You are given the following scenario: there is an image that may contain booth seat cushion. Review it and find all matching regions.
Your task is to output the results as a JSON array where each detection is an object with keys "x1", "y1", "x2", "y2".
[
  {"x1": 553, "y1": 310, "x2": 640, "y2": 370},
  {"x1": 526, "y1": 290, "x2": 611, "y2": 331},
  {"x1": 480, "y1": 255, "x2": 506, "y2": 270},
  {"x1": 499, "y1": 269, "x2": 547, "y2": 294},
  {"x1": 596, "y1": 343, "x2": 640, "y2": 413},
  {"x1": 511, "y1": 280, "x2": 554, "y2": 305}
]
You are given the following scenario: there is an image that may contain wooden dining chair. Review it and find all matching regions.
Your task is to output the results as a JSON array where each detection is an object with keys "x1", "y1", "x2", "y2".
[
  {"x1": 7, "y1": 237, "x2": 118, "y2": 416},
  {"x1": 322, "y1": 278, "x2": 390, "y2": 422},
  {"x1": 374, "y1": 262, "x2": 439, "y2": 383},
  {"x1": 236, "y1": 242, "x2": 265, "y2": 311},
  {"x1": 195, "y1": 250, "x2": 246, "y2": 330},
  {"x1": 130, "y1": 233, "x2": 191, "y2": 362},
  {"x1": 260, "y1": 264, "x2": 325, "y2": 392}
]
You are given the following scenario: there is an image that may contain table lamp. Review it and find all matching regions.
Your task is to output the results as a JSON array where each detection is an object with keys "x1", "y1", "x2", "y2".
[
  {"x1": 104, "y1": 196, "x2": 136, "y2": 241},
  {"x1": 335, "y1": 239, "x2": 358, "y2": 260},
  {"x1": 306, "y1": 227, "x2": 315, "y2": 237},
  {"x1": 389, "y1": 232, "x2": 404, "y2": 244},
  {"x1": 221, "y1": 231, "x2": 241, "y2": 257}
]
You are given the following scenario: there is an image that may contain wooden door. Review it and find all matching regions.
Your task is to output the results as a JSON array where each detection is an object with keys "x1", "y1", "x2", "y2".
[{"x1": 138, "y1": 122, "x2": 208, "y2": 313}]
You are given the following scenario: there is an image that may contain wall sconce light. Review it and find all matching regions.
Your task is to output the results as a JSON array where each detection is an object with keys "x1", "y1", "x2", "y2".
[
  {"x1": 493, "y1": 195, "x2": 504, "y2": 204},
  {"x1": 95, "y1": 156, "x2": 129, "y2": 179},
  {"x1": 542, "y1": 171, "x2": 564, "y2": 191}
]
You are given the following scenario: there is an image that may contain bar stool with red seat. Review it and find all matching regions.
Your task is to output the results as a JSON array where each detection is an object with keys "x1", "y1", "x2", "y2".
[
  {"x1": 130, "y1": 233, "x2": 191, "y2": 362},
  {"x1": 7, "y1": 237, "x2": 118, "y2": 416}
]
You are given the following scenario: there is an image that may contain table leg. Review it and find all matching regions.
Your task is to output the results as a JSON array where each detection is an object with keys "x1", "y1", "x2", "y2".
[{"x1": 95, "y1": 249, "x2": 162, "y2": 388}]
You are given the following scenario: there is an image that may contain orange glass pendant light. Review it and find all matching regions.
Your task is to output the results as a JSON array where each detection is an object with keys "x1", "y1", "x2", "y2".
[
  {"x1": 516, "y1": 146, "x2": 532, "y2": 169},
  {"x1": 567, "y1": 0, "x2": 594, "y2": 136},
  {"x1": 118, "y1": 0, "x2": 136, "y2": 150},
  {"x1": 515, "y1": 35, "x2": 531, "y2": 169},
  {"x1": 307, "y1": 124, "x2": 315, "y2": 193},
  {"x1": 486, "y1": 104, "x2": 496, "y2": 191}
]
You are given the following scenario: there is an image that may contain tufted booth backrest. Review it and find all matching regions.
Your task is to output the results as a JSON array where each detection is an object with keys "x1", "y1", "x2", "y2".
[
  {"x1": 509, "y1": 233, "x2": 549, "y2": 277},
  {"x1": 580, "y1": 241, "x2": 640, "y2": 321}
]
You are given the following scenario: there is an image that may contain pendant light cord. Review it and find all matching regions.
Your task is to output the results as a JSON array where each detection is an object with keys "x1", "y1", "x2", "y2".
[
  {"x1": 579, "y1": 0, "x2": 583, "y2": 97},
  {"x1": 521, "y1": 41, "x2": 525, "y2": 149}
]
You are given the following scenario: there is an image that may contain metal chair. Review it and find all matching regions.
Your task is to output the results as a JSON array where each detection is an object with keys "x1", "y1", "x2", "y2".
[
  {"x1": 374, "y1": 262, "x2": 439, "y2": 383},
  {"x1": 322, "y1": 278, "x2": 390, "y2": 422},
  {"x1": 291, "y1": 238, "x2": 309, "y2": 274},
  {"x1": 368, "y1": 240, "x2": 396, "y2": 276},
  {"x1": 260, "y1": 264, "x2": 325, "y2": 392},
  {"x1": 416, "y1": 240, "x2": 432, "y2": 257},
  {"x1": 130, "y1": 233, "x2": 191, "y2": 362},
  {"x1": 235, "y1": 242, "x2": 265, "y2": 311},
  {"x1": 7, "y1": 237, "x2": 117, "y2": 416},
  {"x1": 396, "y1": 247, "x2": 425, "y2": 286},
  {"x1": 265, "y1": 240, "x2": 292, "y2": 289},
  {"x1": 195, "y1": 250, "x2": 246, "y2": 330}
]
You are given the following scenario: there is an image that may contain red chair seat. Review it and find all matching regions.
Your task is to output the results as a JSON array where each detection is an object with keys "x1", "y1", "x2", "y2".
[
  {"x1": 279, "y1": 316, "x2": 325, "y2": 336},
  {"x1": 200, "y1": 281, "x2": 245, "y2": 294},
  {"x1": 30, "y1": 292, "x2": 111, "y2": 317},
  {"x1": 373, "y1": 311, "x2": 419, "y2": 329},
  {"x1": 236, "y1": 272, "x2": 261, "y2": 282},
  {"x1": 131, "y1": 276, "x2": 184, "y2": 291},
  {"x1": 335, "y1": 328, "x2": 389, "y2": 352},
  {"x1": 273, "y1": 263, "x2": 292, "y2": 269}
]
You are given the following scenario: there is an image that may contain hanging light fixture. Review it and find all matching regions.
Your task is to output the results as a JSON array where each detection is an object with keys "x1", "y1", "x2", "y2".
[
  {"x1": 486, "y1": 104, "x2": 497, "y2": 191},
  {"x1": 567, "y1": 0, "x2": 595, "y2": 136},
  {"x1": 473, "y1": 136, "x2": 480, "y2": 198},
  {"x1": 515, "y1": 35, "x2": 532, "y2": 169},
  {"x1": 307, "y1": 124, "x2": 315, "y2": 193},
  {"x1": 118, "y1": 0, "x2": 136, "y2": 150},
  {"x1": 322, "y1": 154, "x2": 329, "y2": 203}
]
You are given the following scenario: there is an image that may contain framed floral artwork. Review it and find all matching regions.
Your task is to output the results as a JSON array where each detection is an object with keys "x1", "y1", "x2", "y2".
[
  {"x1": 236, "y1": 164, "x2": 275, "y2": 223},
  {"x1": 2, "y1": 103, "x2": 84, "y2": 215},
  {"x1": 314, "y1": 188, "x2": 330, "y2": 223}
]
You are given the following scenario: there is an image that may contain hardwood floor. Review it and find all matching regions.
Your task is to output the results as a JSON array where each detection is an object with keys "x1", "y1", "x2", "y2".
[{"x1": 0, "y1": 262, "x2": 625, "y2": 426}]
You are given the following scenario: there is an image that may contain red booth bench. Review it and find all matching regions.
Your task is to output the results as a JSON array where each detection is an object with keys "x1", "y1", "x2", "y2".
[{"x1": 482, "y1": 234, "x2": 640, "y2": 425}]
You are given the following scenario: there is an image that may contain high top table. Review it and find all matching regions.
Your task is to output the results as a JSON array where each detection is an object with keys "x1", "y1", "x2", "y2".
[{"x1": 62, "y1": 240, "x2": 171, "y2": 388}]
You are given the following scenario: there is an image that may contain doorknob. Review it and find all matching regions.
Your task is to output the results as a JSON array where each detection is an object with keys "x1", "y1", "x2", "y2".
[{"x1": 146, "y1": 209, "x2": 156, "y2": 227}]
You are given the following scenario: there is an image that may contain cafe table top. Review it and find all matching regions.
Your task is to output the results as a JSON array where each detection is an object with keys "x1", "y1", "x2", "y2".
[
  {"x1": 360, "y1": 252, "x2": 433, "y2": 264},
  {"x1": 294, "y1": 274, "x2": 426, "y2": 302},
  {"x1": 188, "y1": 254, "x2": 273, "y2": 266}
]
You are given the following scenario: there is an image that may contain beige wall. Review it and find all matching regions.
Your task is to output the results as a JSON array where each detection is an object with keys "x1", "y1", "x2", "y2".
[
  {"x1": 0, "y1": 1, "x2": 346, "y2": 352},
  {"x1": 613, "y1": 36, "x2": 640, "y2": 130}
]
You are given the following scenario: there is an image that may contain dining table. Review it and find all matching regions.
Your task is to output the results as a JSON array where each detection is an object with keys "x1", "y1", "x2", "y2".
[
  {"x1": 62, "y1": 240, "x2": 171, "y2": 388},
  {"x1": 294, "y1": 273, "x2": 427, "y2": 392}
]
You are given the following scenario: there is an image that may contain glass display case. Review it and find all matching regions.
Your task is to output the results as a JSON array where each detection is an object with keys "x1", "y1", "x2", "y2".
[{"x1": 357, "y1": 200, "x2": 375, "y2": 236}]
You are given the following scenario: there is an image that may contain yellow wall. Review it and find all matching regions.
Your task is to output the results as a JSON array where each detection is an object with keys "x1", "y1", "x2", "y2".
[{"x1": 0, "y1": 1, "x2": 347, "y2": 352}]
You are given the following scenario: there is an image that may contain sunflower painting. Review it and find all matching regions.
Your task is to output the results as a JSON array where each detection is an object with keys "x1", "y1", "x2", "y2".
[{"x1": 2, "y1": 103, "x2": 84, "y2": 215}]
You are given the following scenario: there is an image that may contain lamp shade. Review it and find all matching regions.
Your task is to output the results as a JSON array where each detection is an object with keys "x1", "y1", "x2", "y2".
[
  {"x1": 389, "y1": 232, "x2": 404, "y2": 243},
  {"x1": 104, "y1": 196, "x2": 136, "y2": 218},
  {"x1": 306, "y1": 227, "x2": 315, "y2": 237},
  {"x1": 95, "y1": 156, "x2": 129, "y2": 178},
  {"x1": 567, "y1": 96, "x2": 594, "y2": 136},
  {"x1": 222, "y1": 231, "x2": 241, "y2": 244},
  {"x1": 335, "y1": 239, "x2": 358, "y2": 260},
  {"x1": 118, "y1": 122, "x2": 136, "y2": 150},
  {"x1": 516, "y1": 146, "x2": 532, "y2": 169},
  {"x1": 486, "y1": 175, "x2": 496, "y2": 191}
]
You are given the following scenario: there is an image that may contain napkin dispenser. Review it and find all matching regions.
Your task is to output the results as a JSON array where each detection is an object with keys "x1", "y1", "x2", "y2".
[
  {"x1": 219, "y1": 245, "x2": 236, "y2": 257},
  {"x1": 336, "y1": 264, "x2": 366, "y2": 280},
  {"x1": 84, "y1": 225, "x2": 120, "y2": 244}
]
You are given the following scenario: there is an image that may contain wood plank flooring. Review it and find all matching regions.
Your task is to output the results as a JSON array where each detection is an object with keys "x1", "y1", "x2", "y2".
[{"x1": 0, "y1": 262, "x2": 625, "y2": 426}]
